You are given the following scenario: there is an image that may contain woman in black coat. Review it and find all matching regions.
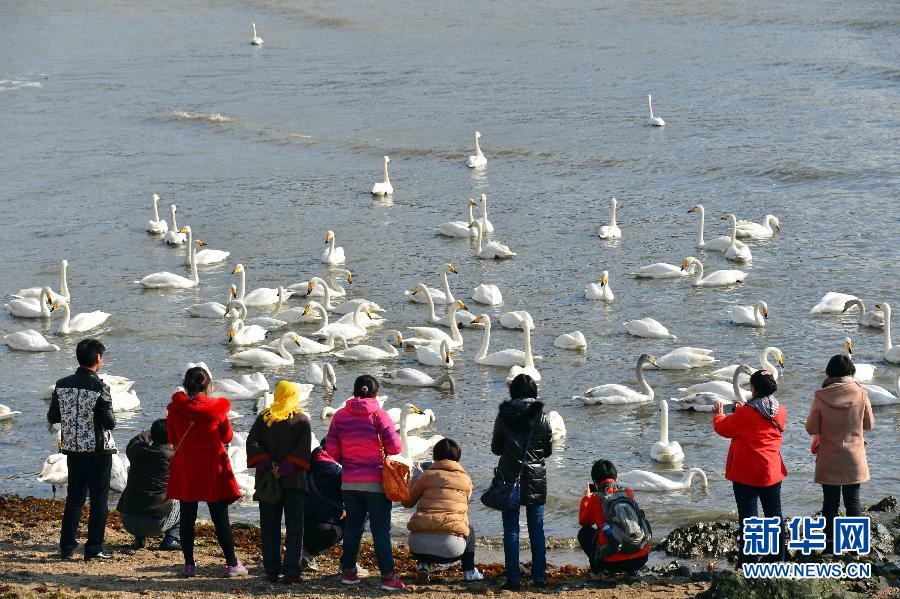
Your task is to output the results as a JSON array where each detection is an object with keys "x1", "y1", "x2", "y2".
[{"x1": 490, "y1": 374, "x2": 553, "y2": 591}]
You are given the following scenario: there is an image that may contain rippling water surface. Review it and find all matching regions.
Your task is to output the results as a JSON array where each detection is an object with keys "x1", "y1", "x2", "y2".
[{"x1": 2, "y1": 0, "x2": 898, "y2": 543}]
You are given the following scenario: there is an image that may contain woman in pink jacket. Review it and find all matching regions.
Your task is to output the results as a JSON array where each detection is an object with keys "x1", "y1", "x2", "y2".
[
  {"x1": 806, "y1": 355, "x2": 875, "y2": 547},
  {"x1": 325, "y1": 375, "x2": 405, "y2": 591}
]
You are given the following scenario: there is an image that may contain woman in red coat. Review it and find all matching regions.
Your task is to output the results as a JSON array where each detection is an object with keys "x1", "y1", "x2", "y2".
[
  {"x1": 713, "y1": 369, "x2": 786, "y2": 565},
  {"x1": 167, "y1": 367, "x2": 246, "y2": 577}
]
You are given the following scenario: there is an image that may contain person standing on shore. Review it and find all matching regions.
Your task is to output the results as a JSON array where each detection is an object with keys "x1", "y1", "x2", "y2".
[
  {"x1": 116, "y1": 419, "x2": 181, "y2": 551},
  {"x1": 713, "y1": 369, "x2": 787, "y2": 565},
  {"x1": 166, "y1": 367, "x2": 246, "y2": 578},
  {"x1": 806, "y1": 355, "x2": 875, "y2": 548},
  {"x1": 490, "y1": 374, "x2": 553, "y2": 591},
  {"x1": 325, "y1": 375, "x2": 406, "y2": 592},
  {"x1": 246, "y1": 380, "x2": 313, "y2": 583},
  {"x1": 47, "y1": 338, "x2": 117, "y2": 561}
]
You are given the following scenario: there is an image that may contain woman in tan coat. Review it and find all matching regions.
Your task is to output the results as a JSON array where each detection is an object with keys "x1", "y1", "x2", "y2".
[
  {"x1": 806, "y1": 355, "x2": 875, "y2": 545},
  {"x1": 403, "y1": 439, "x2": 483, "y2": 583}
]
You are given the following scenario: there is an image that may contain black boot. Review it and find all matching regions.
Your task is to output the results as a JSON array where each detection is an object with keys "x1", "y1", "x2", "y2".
[
  {"x1": 159, "y1": 536, "x2": 181, "y2": 551},
  {"x1": 131, "y1": 537, "x2": 145, "y2": 550}
]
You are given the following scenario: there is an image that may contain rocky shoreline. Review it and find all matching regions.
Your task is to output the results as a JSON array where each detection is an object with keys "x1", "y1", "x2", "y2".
[{"x1": 0, "y1": 494, "x2": 898, "y2": 598}]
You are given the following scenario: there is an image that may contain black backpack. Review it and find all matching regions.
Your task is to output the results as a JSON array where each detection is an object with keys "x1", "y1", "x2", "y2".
[{"x1": 597, "y1": 484, "x2": 652, "y2": 556}]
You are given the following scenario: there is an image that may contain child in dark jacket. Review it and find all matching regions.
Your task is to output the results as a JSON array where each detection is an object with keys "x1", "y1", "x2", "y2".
[
  {"x1": 302, "y1": 438, "x2": 345, "y2": 571},
  {"x1": 578, "y1": 460, "x2": 649, "y2": 578}
]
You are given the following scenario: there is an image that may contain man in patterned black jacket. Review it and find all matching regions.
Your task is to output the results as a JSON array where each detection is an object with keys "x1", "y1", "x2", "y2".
[{"x1": 47, "y1": 338, "x2": 117, "y2": 560}]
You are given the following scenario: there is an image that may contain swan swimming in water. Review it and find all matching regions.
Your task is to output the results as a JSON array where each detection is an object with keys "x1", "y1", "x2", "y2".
[
  {"x1": 321, "y1": 230, "x2": 346, "y2": 265},
  {"x1": 437, "y1": 199, "x2": 477, "y2": 238},
  {"x1": 875, "y1": 303, "x2": 900, "y2": 363},
  {"x1": 500, "y1": 310, "x2": 534, "y2": 331},
  {"x1": 863, "y1": 373, "x2": 900, "y2": 406},
  {"x1": 1, "y1": 329, "x2": 60, "y2": 352},
  {"x1": 470, "y1": 219, "x2": 515, "y2": 259},
  {"x1": 671, "y1": 365, "x2": 750, "y2": 412},
  {"x1": 250, "y1": 23, "x2": 263, "y2": 45},
  {"x1": 630, "y1": 261, "x2": 689, "y2": 279},
  {"x1": 706, "y1": 348, "x2": 784, "y2": 383},
  {"x1": 735, "y1": 214, "x2": 780, "y2": 239},
  {"x1": 163, "y1": 205, "x2": 187, "y2": 245},
  {"x1": 507, "y1": 324, "x2": 540, "y2": 382},
  {"x1": 147, "y1": 194, "x2": 168, "y2": 234},
  {"x1": 646, "y1": 94, "x2": 665, "y2": 126},
  {"x1": 618, "y1": 468, "x2": 708, "y2": 492},
  {"x1": 722, "y1": 214, "x2": 752, "y2": 263},
  {"x1": 688, "y1": 205, "x2": 749, "y2": 253},
  {"x1": 382, "y1": 369, "x2": 456, "y2": 391},
  {"x1": 472, "y1": 314, "x2": 533, "y2": 367},
  {"x1": 13, "y1": 259, "x2": 70, "y2": 303},
  {"x1": 843, "y1": 337, "x2": 875, "y2": 383},
  {"x1": 624, "y1": 317, "x2": 675, "y2": 340},
  {"x1": 650, "y1": 400, "x2": 683, "y2": 463},
  {"x1": 139, "y1": 227, "x2": 200, "y2": 288},
  {"x1": 730, "y1": 301, "x2": 769, "y2": 327},
  {"x1": 585, "y1": 271, "x2": 614, "y2": 301},
  {"x1": 398, "y1": 404, "x2": 444, "y2": 459},
  {"x1": 186, "y1": 285, "x2": 237, "y2": 318},
  {"x1": 554, "y1": 331, "x2": 586, "y2": 351},
  {"x1": 307, "y1": 362, "x2": 337, "y2": 390},
  {"x1": 232, "y1": 263, "x2": 288, "y2": 307},
  {"x1": 681, "y1": 257, "x2": 747, "y2": 287},
  {"x1": 466, "y1": 131, "x2": 487, "y2": 168},
  {"x1": 655, "y1": 347, "x2": 716, "y2": 370},
  {"x1": 473, "y1": 194, "x2": 494, "y2": 234},
  {"x1": 0, "y1": 404, "x2": 21, "y2": 421},
  {"x1": 226, "y1": 333, "x2": 302, "y2": 368},
  {"x1": 578, "y1": 354, "x2": 659, "y2": 405},
  {"x1": 334, "y1": 335, "x2": 399, "y2": 362},
  {"x1": 842, "y1": 299, "x2": 884, "y2": 329},
  {"x1": 52, "y1": 300, "x2": 110, "y2": 335},
  {"x1": 810, "y1": 292, "x2": 859, "y2": 315},
  {"x1": 6, "y1": 287, "x2": 54, "y2": 318},
  {"x1": 371, "y1": 156, "x2": 393, "y2": 196},
  {"x1": 472, "y1": 283, "x2": 503, "y2": 306},
  {"x1": 597, "y1": 197, "x2": 622, "y2": 239}
]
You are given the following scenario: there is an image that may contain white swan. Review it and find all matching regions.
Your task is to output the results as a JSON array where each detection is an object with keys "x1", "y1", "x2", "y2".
[
  {"x1": 6, "y1": 287, "x2": 54, "y2": 318},
  {"x1": 405, "y1": 303, "x2": 466, "y2": 348},
  {"x1": 278, "y1": 333, "x2": 347, "y2": 356},
  {"x1": 415, "y1": 339, "x2": 454, "y2": 368},
  {"x1": 147, "y1": 193, "x2": 168, "y2": 234},
  {"x1": 547, "y1": 411, "x2": 567, "y2": 441},
  {"x1": 706, "y1": 347, "x2": 784, "y2": 383},
  {"x1": 310, "y1": 301, "x2": 371, "y2": 340},
  {"x1": 186, "y1": 285, "x2": 236, "y2": 318},
  {"x1": 646, "y1": 94, "x2": 665, "y2": 126},
  {"x1": 507, "y1": 324, "x2": 540, "y2": 382},
  {"x1": 232, "y1": 263, "x2": 287, "y2": 307},
  {"x1": 554, "y1": 331, "x2": 586, "y2": 351},
  {"x1": 371, "y1": 156, "x2": 393, "y2": 196},
  {"x1": 810, "y1": 292, "x2": 859, "y2": 315},
  {"x1": 473, "y1": 314, "x2": 532, "y2": 367},
  {"x1": 470, "y1": 219, "x2": 515, "y2": 259},
  {"x1": 250, "y1": 22, "x2": 263, "y2": 45},
  {"x1": 334, "y1": 335, "x2": 399, "y2": 362},
  {"x1": 474, "y1": 193, "x2": 494, "y2": 234},
  {"x1": 0, "y1": 404, "x2": 22, "y2": 421},
  {"x1": 321, "y1": 230, "x2": 346, "y2": 265},
  {"x1": 228, "y1": 297, "x2": 287, "y2": 331},
  {"x1": 473, "y1": 283, "x2": 503, "y2": 306},
  {"x1": 578, "y1": 354, "x2": 659, "y2": 405},
  {"x1": 226, "y1": 333, "x2": 301, "y2": 368},
  {"x1": 229, "y1": 319, "x2": 268, "y2": 346},
  {"x1": 875, "y1": 303, "x2": 900, "y2": 363},
  {"x1": 585, "y1": 271, "x2": 614, "y2": 301},
  {"x1": 53, "y1": 300, "x2": 110, "y2": 335},
  {"x1": 163, "y1": 205, "x2": 186, "y2": 245},
  {"x1": 671, "y1": 365, "x2": 750, "y2": 412},
  {"x1": 500, "y1": 310, "x2": 535, "y2": 330},
  {"x1": 388, "y1": 406, "x2": 436, "y2": 432},
  {"x1": 624, "y1": 317, "x2": 676, "y2": 340},
  {"x1": 212, "y1": 374, "x2": 270, "y2": 401},
  {"x1": 842, "y1": 337, "x2": 874, "y2": 383},
  {"x1": 139, "y1": 227, "x2": 199, "y2": 288},
  {"x1": 681, "y1": 257, "x2": 747, "y2": 287},
  {"x1": 735, "y1": 214, "x2": 780, "y2": 239},
  {"x1": 112, "y1": 389, "x2": 141, "y2": 412},
  {"x1": 863, "y1": 373, "x2": 900, "y2": 406},
  {"x1": 437, "y1": 199, "x2": 477, "y2": 238},
  {"x1": 287, "y1": 269, "x2": 351, "y2": 298},
  {"x1": 597, "y1": 197, "x2": 622, "y2": 239},
  {"x1": 650, "y1": 400, "x2": 684, "y2": 463},
  {"x1": 14, "y1": 260, "x2": 70, "y2": 302},
  {"x1": 382, "y1": 369, "x2": 456, "y2": 391},
  {"x1": 630, "y1": 261, "x2": 689, "y2": 279},
  {"x1": 722, "y1": 214, "x2": 753, "y2": 263},
  {"x1": 466, "y1": 131, "x2": 487, "y2": 168},
  {"x1": 677, "y1": 368, "x2": 754, "y2": 401},
  {"x1": 416, "y1": 283, "x2": 478, "y2": 329},
  {"x1": 730, "y1": 301, "x2": 769, "y2": 327},
  {"x1": 190, "y1": 238, "x2": 230, "y2": 266},
  {"x1": 398, "y1": 404, "x2": 444, "y2": 460},
  {"x1": 688, "y1": 205, "x2": 748, "y2": 252},
  {"x1": 842, "y1": 299, "x2": 884, "y2": 329},
  {"x1": 656, "y1": 347, "x2": 716, "y2": 370},
  {"x1": 1, "y1": 329, "x2": 59, "y2": 352},
  {"x1": 618, "y1": 468, "x2": 709, "y2": 493},
  {"x1": 307, "y1": 362, "x2": 337, "y2": 390}
]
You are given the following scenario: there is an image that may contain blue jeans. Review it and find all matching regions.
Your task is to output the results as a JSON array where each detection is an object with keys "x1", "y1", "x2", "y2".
[
  {"x1": 501, "y1": 504, "x2": 546, "y2": 584},
  {"x1": 341, "y1": 490, "x2": 394, "y2": 575}
]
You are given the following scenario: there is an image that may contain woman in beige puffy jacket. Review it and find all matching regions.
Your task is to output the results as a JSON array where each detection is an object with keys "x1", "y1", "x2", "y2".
[{"x1": 806, "y1": 355, "x2": 874, "y2": 546}]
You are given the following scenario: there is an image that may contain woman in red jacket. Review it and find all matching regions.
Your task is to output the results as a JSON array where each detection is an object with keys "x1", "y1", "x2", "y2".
[
  {"x1": 713, "y1": 369, "x2": 786, "y2": 564},
  {"x1": 167, "y1": 367, "x2": 246, "y2": 578}
]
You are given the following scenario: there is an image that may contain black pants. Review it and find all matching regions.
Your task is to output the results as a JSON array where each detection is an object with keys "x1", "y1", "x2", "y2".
[
  {"x1": 577, "y1": 526, "x2": 648, "y2": 574},
  {"x1": 60, "y1": 453, "x2": 112, "y2": 556},
  {"x1": 411, "y1": 525, "x2": 477, "y2": 571},
  {"x1": 180, "y1": 501, "x2": 237, "y2": 566},
  {"x1": 733, "y1": 481, "x2": 784, "y2": 562},
  {"x1": 303, "y1": 520, "x2": 344, "y2": 556},
  {"x1": 822, "y1": 484, "x2": 861, "y2": 542},
  {"x1": 259, "y1": 488, "x2": 306, "y2": 577}
]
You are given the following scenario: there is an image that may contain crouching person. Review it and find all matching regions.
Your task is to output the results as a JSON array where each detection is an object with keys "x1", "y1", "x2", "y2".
[
  {"x1": 404, "y1": 439, "x2": 483, "y2": 583},
  {"x1": 302, "y1": 438, "x2": 345, "y2": 572},
  {"x1": 117, "y1": 419, "x2": 181, "y2": 551},
  {"x1": 578, "y1": 460, "x2": 650, "y2": 580}
]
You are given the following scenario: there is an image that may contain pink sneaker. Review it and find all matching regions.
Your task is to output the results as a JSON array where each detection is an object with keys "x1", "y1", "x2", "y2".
[
  {"x1": 381, "y1": 570, "x2": 407, "y2": 592},
  {"x1": 341, "y1": 568, "x2": 361, "y2": 585},
  {"x1": 182, "y1": 564, "x2": 196, "y2": 577},
  {"x1": 225, "y1": 562, "x2": 248, "y2": 577}
]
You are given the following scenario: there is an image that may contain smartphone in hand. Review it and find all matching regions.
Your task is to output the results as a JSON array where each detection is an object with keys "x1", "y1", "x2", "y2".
[{"x1": 588, "y1": 483, "x2": 597, "y2": 494}]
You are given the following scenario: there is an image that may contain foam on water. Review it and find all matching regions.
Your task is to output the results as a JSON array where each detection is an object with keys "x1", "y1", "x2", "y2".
[{"x1": 170, "y1": 111, "x2": 235, "y2": 124}]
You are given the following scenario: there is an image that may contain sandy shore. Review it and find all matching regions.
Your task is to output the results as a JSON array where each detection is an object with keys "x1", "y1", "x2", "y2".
[{"x1": 0, "y1": 495, "x2": 708, "y2": 598}]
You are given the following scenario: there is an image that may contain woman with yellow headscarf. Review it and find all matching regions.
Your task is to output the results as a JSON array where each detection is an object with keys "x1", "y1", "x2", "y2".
[{"x1": 247, "y1": 380, "x2": 313, "y2": 583}]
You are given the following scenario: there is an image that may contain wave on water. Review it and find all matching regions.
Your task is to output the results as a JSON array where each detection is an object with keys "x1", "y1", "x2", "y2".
[
  {"x1": 170, "y1": 111, "x2": 235, "y2": 124},
  {"x1": 0, "y1": 79, "x2": 44, "y2": 93}
]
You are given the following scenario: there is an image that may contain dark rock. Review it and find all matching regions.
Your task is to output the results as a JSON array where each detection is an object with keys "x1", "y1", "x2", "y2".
[
  {"x1": 867, "y1": 496, "x2": 897, "y2": 513},
  {"x1": 660, "y1": 520, "x2": 740, "y2": 560},
  {"x1": 698, "y1": 569, "x2": 859, "y2": 598},
  {"x1": 872, "y1": 562, "x2": 900, "y2": 579}
]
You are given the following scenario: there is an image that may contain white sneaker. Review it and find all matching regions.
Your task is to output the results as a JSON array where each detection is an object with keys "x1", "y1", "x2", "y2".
[
  {"x1": 463, "y1": 567, "x2": 484, "y2": 582},
  {"x1": 355, "y1": 564, "x2": 370, "y2": 578},
  {"x1": 300, "y1": 549, "x2": 318, "y2": 572}
]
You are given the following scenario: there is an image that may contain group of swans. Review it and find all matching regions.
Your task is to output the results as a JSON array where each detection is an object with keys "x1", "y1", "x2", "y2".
[
  {"x1": 812, "y1": 298, "x2": 898, "y2": 363},
  {"x1": 842, "y1": 299, "x2": 884, "y2": 328}
]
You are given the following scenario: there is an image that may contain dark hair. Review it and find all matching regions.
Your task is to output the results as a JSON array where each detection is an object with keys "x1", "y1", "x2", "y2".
[
  {"x1": 591, "y1": 459, "x2": 617, "y2": 483},
  {"x1": 353, "y1": 374, "x2": 379, "y2": 398},
  {"x1": 76, "y1": 338, "x2": 105, "y2": 368},
  {"x1": 749, "y1": 370, "x2": 778, "y2": 398},
  {"x1": 826, "y1": 354, "x2": 856, "y2": 378},
  {"x1": 183, "y1": 366, "x2": 211, "y2": 396},
  {"x1": 150, "y1": 419, "x2": 168, "y2": 444},
  {"x1": 433, "y1": 438, "x2": 462, "y2": 462},
  {"x1": 509, "y1": 373, "x2": 537, "y2": 399}
]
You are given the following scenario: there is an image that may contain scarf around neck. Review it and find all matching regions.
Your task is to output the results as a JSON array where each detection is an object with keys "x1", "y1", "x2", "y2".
[{"x1": 747, "y1": 394, "x2": 780, "y2": 421}]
